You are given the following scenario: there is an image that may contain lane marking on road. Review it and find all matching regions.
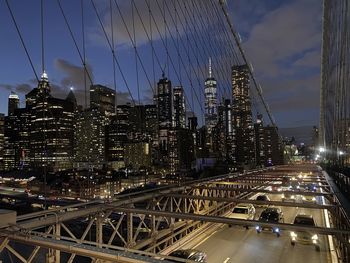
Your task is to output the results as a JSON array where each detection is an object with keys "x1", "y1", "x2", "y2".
[{"x1": 223, "y1": 257, "x2": 230, "y2": 263}]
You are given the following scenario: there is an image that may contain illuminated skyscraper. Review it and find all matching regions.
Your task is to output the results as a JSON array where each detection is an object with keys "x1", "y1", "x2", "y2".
[
  {"x1": 8, "y1": 92, "x2": 19, "y2": 116},
  {"x1": 232, "y1": 64, "x2": 255, "y2": 168},
  {"x1": 90, "y1": 84, "x2": 116, "y2": 115},
  {"x1": 28, "y1": 72, "x2": 75, "y2": 171},
  {"x1": 204, "y1": 58, "x2": 217, "y2": 133},
  {"x1": 173, "y1": 86, "x2": 186, "y2": 129},
  {"x1": 75, "y1": 108, "x2": 108, "y2": 169},
  {"x1": 215, "y1": 98, "x2": 235, "y2": 164},
  {"x1": 156, "y1": 74, "x2": 172, "y2": 127}
]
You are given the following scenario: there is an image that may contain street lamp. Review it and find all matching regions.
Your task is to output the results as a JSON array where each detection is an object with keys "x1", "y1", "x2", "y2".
[{"x1": 319, "y1": 147, "x2": 326, "y2": 153}]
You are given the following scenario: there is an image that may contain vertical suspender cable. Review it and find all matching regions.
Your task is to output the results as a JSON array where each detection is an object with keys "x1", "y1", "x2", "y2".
[
  {"x1": 41, "y1": 0, "x2": 45, "y2": 73},
  {"x1": 148, "y1": 0, "x2": 156, "y2": 89},
  {"x1": 5, "y1": 0, "x2": 39, "y2": 82},
  {"x1": 163, "y1": 0, "x2": 169, "y2": 77},
  {"x1": 81, "y1": 0, "x2": 87, "y2": 109},
  {"x1": 109, "y1": 0, "x2": 117, "y2": 112},
  {"x1": 40, "y1": 0, "x2": 47, "y2": 209},
  {"x1": 131, "y1": 1, "x2": 140, "y2": 106}
]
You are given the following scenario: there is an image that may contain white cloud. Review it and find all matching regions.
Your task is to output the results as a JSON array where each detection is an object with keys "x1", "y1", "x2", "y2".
[
  {"x1": 294, "y1": 49, "x2": 320, "y2": 67},
  {"x1": 243, "y1": 0, "x2": 322, "y2": 78}
]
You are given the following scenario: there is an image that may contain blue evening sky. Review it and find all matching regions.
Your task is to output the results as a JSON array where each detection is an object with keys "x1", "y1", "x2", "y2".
[{"x1": 0, "y1": 0, "x2": 322, "y2": 128}]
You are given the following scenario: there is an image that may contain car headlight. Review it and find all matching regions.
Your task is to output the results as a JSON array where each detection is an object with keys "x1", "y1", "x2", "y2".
[
  {"x1": 291, "y1": 195, "x2": 295, "y2": 199},
  {"x1": 274, "y1": 227, "x2": 280, "y2": 233},
  {"x1": 281, "y1": 194, "x2": 285, "y2": 198},
  {"x1": 312, "y1": 234, "x2": 318, "y2": 240},
  {"x1": 302, "y1": 196, "x2": 306, "y2": 200},
  {"x1": 312, "y1": 197, "x2": 316, "y2": 201},
  {"x1": 290, "y1": 231, "x2": 297, "y2": 238},
  {"x1": 256, "y1": 226, "x2": 260, "y2": 230}
]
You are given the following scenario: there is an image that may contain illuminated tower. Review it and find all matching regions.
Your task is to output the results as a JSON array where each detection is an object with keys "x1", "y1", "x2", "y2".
[
  {"x1": 204, "y1": 58, "x2": 217, "y2": 134},
  {"x1": 232, "y1": 64, "x2": 255, "y2": 167},
  {"x1": 8, "y1": 92, "x2": 19, "y2": 116},
  {"x1": 173, "y1": 86, "x2": 186, "y2": 128}
]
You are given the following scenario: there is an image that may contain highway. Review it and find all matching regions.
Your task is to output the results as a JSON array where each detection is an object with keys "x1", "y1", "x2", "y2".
[
  {"x1": 166, "y1": 166, "x2": 332, "y2": 263},
  {"x1": 195, "y1": 203, "x2": 330, "y2": 263},
  {"x1": 191, "y1": 175, "x2": 332, "y2": 263}
]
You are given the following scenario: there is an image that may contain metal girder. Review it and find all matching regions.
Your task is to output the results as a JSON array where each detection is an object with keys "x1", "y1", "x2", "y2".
[
  {"x1": 5, "y1": 244, "x2": 27, "y2": 263},
  {"x1": 112, "y1": 206, "x2": 350, "y2": 236},
  {"x1": 8, "y1": 169, "x2": 267, "y2": 231},
  {"x1": 0, "y1": 237, "x2": 8, "y2": 253},
  {"x1": 164, "y1": 193, "x2": 337, "y2": 210},
  {"x1": 3, "y1": 231, "x2": 194, "y2": 263},
  {"x1": 192, "y1": 185, "x2": 332, "y2": 196},
  {"x1": 213, "y1": 181, "x2": 330, "y2": 189}
]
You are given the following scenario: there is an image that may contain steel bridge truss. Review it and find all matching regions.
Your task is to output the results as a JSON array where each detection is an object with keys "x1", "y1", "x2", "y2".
[{"x1": 1, "y1": 166, "x2": 350, "y2": 262}]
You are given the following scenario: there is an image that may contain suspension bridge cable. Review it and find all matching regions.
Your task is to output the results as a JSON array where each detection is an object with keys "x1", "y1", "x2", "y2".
[
  {"x1": 90, "y1": 0, "x2": 136, "y2": 105},
  {"x1": 147, "y1": 0, "x2": 156, "y2": 89},
  {"x1": 191, "y1": 0, "x2": 233, "y2": 98},
  {"x1": 81, "y1": 0, "x2": 88, "y2": 109},
  {"x1": 148, "y1": 0, "x2": 205, "y2": 116},
  {"x1": 41, "y1": 0, "x2": 45, "y2": 73},
  {"x1": 109, "y1": 0, "x2": 117, "y2": 114},
  {"x1": 5, "y1": 0, "x2": 39, "y2": 82},
  {"x1": 134, "y1": 0, "x2": 202, "y2": 115},
  {"x1": 219, "y1": 0, "x2": 278, "y2": 133},
  {"x1": 131, "y1": 1, "x2": 140, "y2": 105},
  {"x1": 112, "y1": 0, "x2": 155, "y2": 97},
  {"x1": 56, "y1": 0, "x2": 94, "y2": 90}
]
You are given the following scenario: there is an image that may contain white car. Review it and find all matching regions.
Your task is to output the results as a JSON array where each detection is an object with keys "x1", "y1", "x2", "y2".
[
  {"x1": 281, "y1": 193, "x2": 296, "y2": 202},
  {"x1": 290, "y1": 214, "x2": 320, "y2": 251},
  {"x1": 302, "y1": 195, "x2": 317, "y2": 204},
  {"x1": 230, "y1": 203, "x2": 256, "y2": 220}
]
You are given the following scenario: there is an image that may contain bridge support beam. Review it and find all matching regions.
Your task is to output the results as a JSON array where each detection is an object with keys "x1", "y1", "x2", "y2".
[
  {"x1": 126, "y1": 212, "x2": 135, "y2": 248},
  {"x1": 96, "y1": 214, "x2": 103, "y2": 248},
  {"x1": 47, "y1": 224, "x2": 60, "y2": 263}
]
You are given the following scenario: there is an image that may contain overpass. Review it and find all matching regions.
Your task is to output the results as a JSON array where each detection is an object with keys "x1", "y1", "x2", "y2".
[{"x1": 0, "y1": 164, "x2": 349, "y2": 262}]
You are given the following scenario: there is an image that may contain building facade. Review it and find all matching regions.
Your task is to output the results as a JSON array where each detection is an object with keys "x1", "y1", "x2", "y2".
[
  {"x1": 231, "y1": 64, "x2": 255, "y2": 168},
  {"x1": 173, "y1": 86, "x2": 186, "y2": 129},
  {"x1": 8, "y1": 92, "x2": 19, "y2": 116},
  {"x1": 90, "y1": 84, "x2": 116, "y2": 115},
  {"x1": 204, "y1": 58, "x2": 218, "y2": 134}
]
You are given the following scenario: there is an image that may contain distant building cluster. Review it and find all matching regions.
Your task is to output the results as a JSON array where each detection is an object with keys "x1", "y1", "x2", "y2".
[{"x1": 0, "y1": 61, "x2": 283, "y2": 177}]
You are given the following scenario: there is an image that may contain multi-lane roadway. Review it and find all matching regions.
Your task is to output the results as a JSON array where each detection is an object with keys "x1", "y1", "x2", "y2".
[{"x1": 174, "y1": 166, "x2": 334, "y2": 263}]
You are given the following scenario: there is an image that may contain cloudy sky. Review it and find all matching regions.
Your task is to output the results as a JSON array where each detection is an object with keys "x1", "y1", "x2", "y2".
[{"x1": 0, "y1": 0, "x2": 322, "y2": 128}]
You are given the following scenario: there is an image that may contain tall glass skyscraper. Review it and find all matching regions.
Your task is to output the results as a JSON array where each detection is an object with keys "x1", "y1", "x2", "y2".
[
  {"x1": 204, "y1": 58, "x2": 217, "y2": 133},
  {"x1": 232, "y1": 64, "x2": 255, "y2": 167}
]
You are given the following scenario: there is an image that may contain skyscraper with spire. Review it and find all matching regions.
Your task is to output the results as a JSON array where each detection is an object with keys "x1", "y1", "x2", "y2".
[
  {"x1": 204, "y1": 58, "x2": 218, "y2": 134},
  {"x1": 27, "y1": 72, "x2": 75, "y2": 171}
]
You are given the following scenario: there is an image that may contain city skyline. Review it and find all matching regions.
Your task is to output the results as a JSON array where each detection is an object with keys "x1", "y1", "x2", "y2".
[{"x1": 0, "y1": 0, "x2": 322, "y2": 128}]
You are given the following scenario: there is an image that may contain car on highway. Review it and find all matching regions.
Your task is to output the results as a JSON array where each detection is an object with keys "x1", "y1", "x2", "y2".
[
  {"x1": 302, "y1": 195, "x2": 317, "y2": 204},
  {"x1": 168, "y1": 249, "x2": 207, "y2": 262},
  {"x1": 231, "y1": 203, "x2": 256, "y2": 220},
  {"x1": 281, "y1": 176, "x2": 290, "y2": 186},
  {"x1": 304, "y1": 183, "x2": 317, "y2": 192},
  {"x1": 290, "y1": 214, "x2": 320, "y2": 251},
  {"x1": 255, "y1": 194, "x2": 270, "y2": 207},
  {"x1": 281, "y1": 192, "x2": 296, "y2": 202},
  {"x1": 289, "y1": 180, "x2": 301, "y2": 191},
  {"x1": 256, "y1": 207, "x2": 284, "y2": 237},
  {"x1": 229, "y1": 203, "x2": 256, "y2": 229}
]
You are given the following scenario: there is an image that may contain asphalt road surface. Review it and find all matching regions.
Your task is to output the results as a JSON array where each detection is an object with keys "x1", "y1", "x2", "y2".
[{"x1": 194, "y1": 193, "x2": 331, "y2": 263}]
